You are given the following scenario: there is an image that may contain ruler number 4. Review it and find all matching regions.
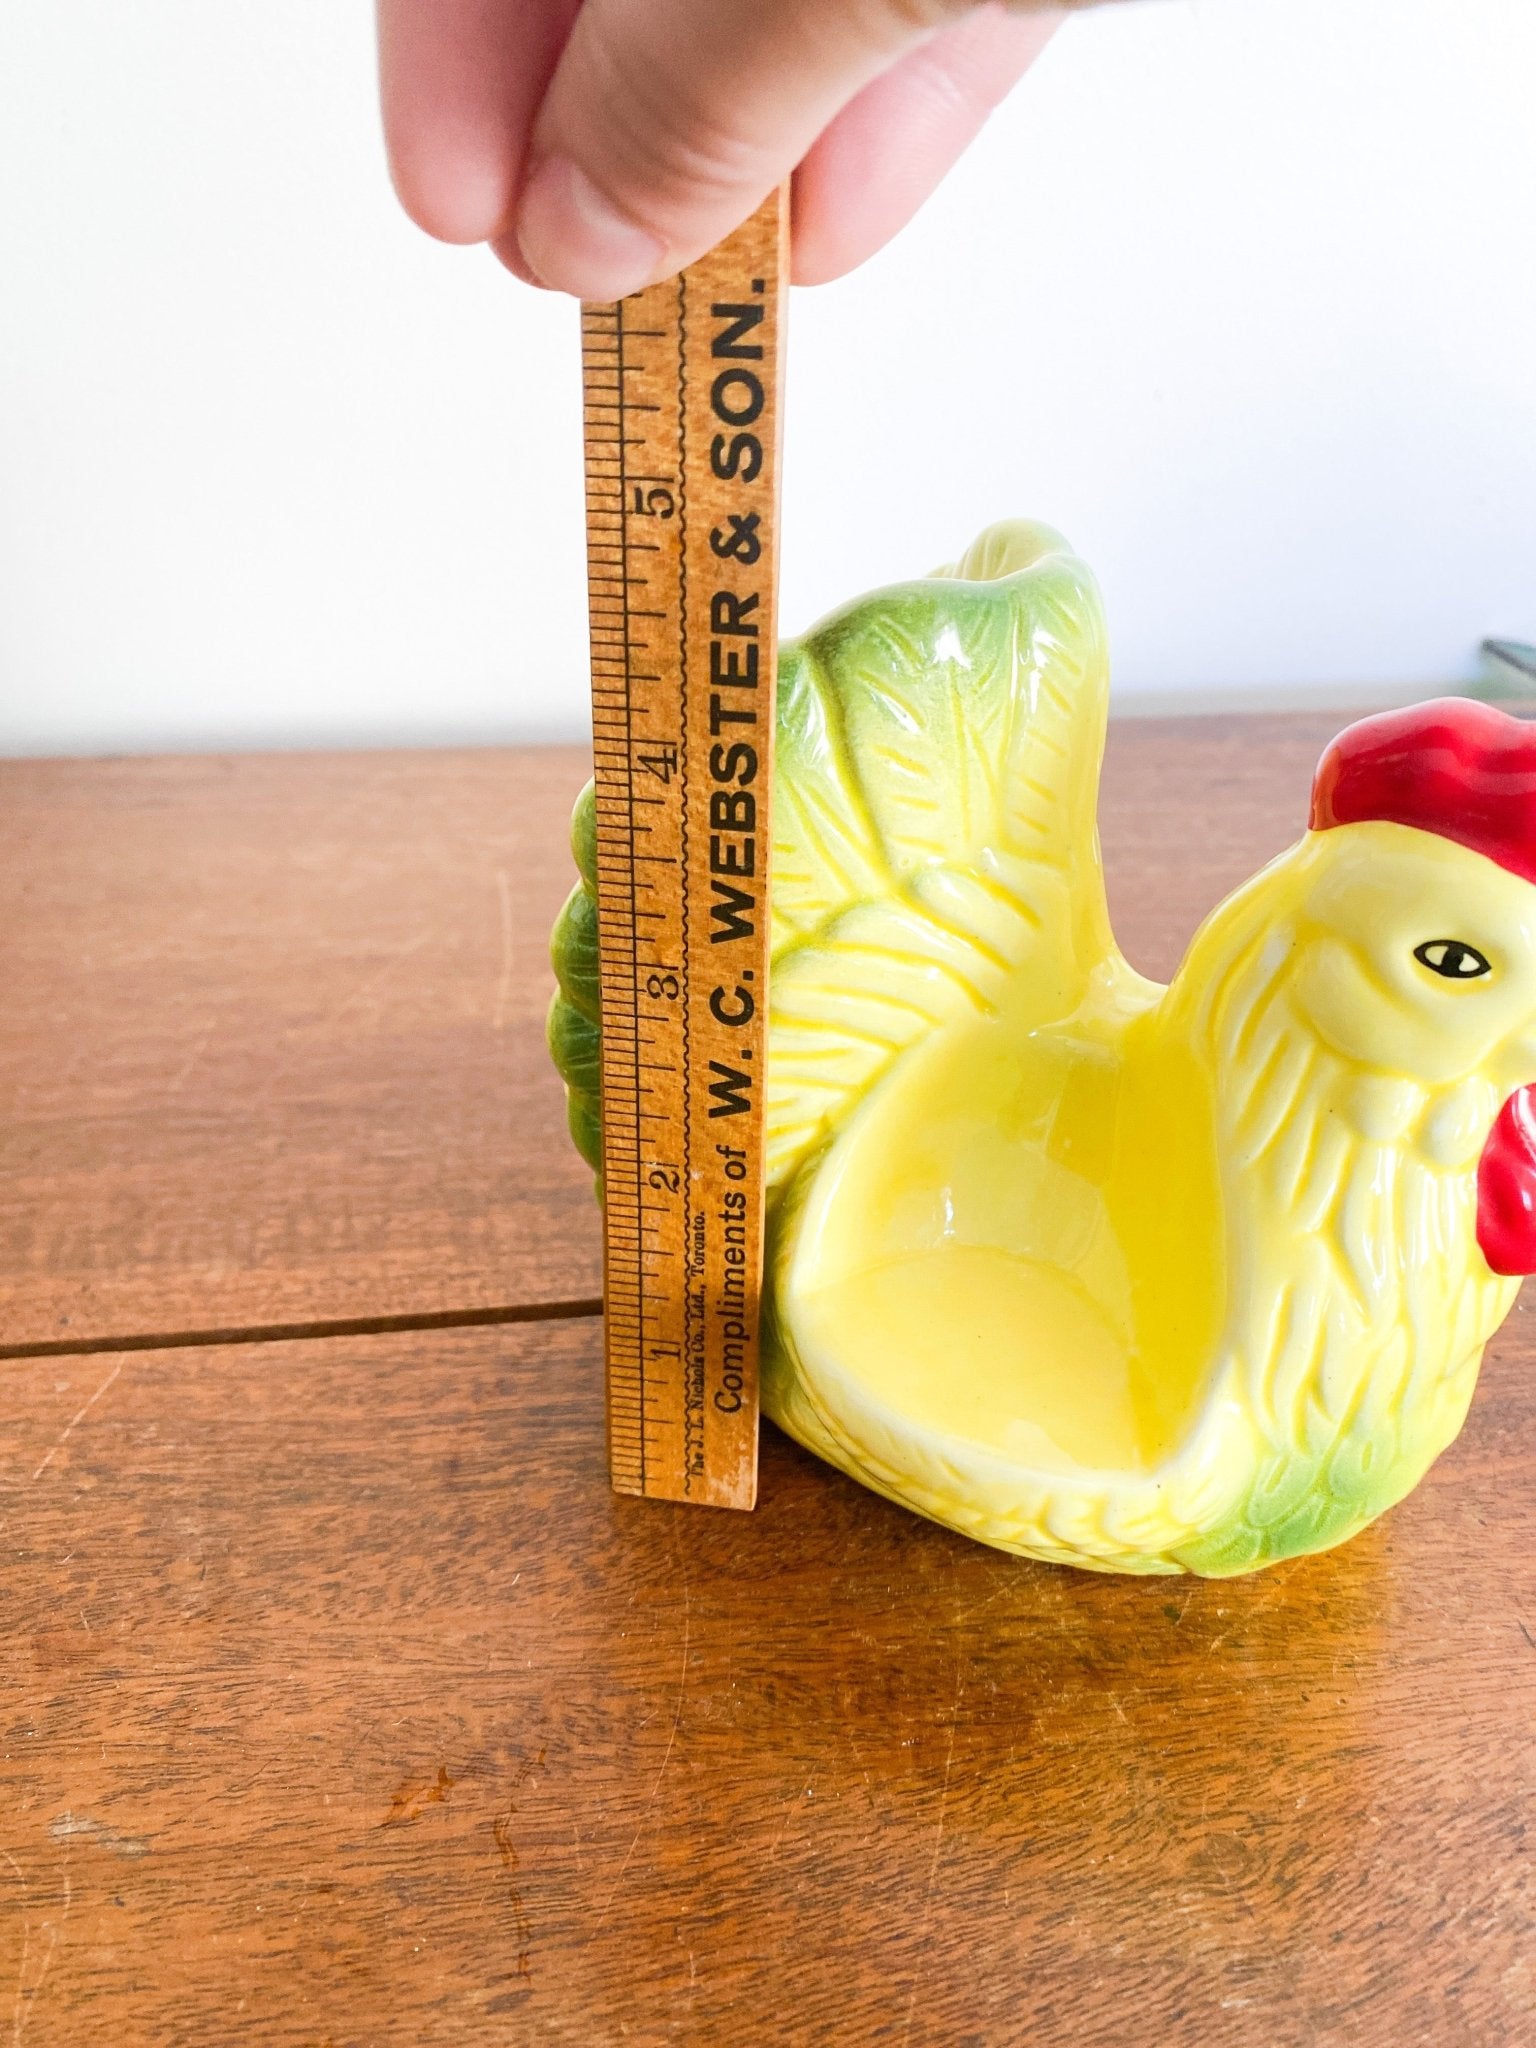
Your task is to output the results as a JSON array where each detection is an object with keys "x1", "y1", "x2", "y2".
[{"x1": 636, "y1": 742, "x2": 678, "y2": 784}]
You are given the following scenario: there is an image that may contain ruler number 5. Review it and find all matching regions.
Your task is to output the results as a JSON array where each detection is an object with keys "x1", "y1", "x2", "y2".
[{"x1": 631, "y1": 485, "x2": 675, "y2": 519}]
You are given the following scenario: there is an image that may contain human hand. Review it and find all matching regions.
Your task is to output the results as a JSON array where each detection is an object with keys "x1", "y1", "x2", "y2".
[{"x1": 377, "y1": 0, "x2": 1070, "y2": 299}]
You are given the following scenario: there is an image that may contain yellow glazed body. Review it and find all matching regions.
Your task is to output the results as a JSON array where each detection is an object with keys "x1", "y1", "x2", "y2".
[{"x1": 550, "y1": 522, "x2": 1536, "y2": 1575}]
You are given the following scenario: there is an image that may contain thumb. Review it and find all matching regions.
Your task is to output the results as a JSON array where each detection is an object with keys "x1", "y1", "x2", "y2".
[{"x1": 508, "y1": 0, "x2": 1046, "y2": 298}]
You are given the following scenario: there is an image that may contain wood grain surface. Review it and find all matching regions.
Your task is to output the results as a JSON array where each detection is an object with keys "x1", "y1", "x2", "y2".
[
  {"x1": 2, "y1": 722, "x2": 1533, "y2": 2042},
  {"x1": 0, "y1": 714, "x2": 1350, "y2": 1354},
  {"x1": 0, "y1": 747, "x2": 603, "y2": 1352},
  {"x1": 0, "y1": 1312, "x2": 1531, "y2": 2046}
]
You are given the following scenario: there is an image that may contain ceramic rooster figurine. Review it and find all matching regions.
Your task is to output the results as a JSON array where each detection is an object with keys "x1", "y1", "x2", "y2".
[{"x1": 550, "y1": 521, "x2": 1536, "y2": 1575}]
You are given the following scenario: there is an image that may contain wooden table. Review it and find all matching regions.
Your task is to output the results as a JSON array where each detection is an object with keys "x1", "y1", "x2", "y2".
[{"x1": 1, "y1": 720, "x2": 1531, "y2": 2045}]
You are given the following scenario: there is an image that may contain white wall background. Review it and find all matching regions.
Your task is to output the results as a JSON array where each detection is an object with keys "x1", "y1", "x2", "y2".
[{"x1": 0, "y1": 0, "x2": 1532, "y2": 755}]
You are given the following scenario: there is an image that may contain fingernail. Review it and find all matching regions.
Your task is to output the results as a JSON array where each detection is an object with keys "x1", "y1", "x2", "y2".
[{"x1": 516, "y1": 156, "x2": 666, "y2": 301}]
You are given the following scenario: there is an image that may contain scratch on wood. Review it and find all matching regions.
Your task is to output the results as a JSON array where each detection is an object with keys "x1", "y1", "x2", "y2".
[
  {"x1": 597, "y1": 1548, "x2": 691, "y2": 1919},
  {"x1": 32, "y1": 1361, "x2": 122, "y2": 1482},
  {"x1": 1, "y1": 1848, "x2": 28, "y2": 2048},
  {"x1": 901, "y1": 1662, "x2": 964, "y2": 2046},
  {"x1": 4, "y1": 1844, "x2": 70, "y2": 2048},
  {"x1": 25, "y1": 1860, "x2": 67, "y2": 2041},
  {"x1": 493, "y1": 868, "x2": 517, "y2": 1032},
  {"x1": 950, "y1": 1574, "x2": 1016, "y2": 1629},
  {"x1": 166, "y1": 1021, "x2": 215, "y2": 1097},
  {"x1": 320, "y1": 929, "x2": 430, "y2": 1033},
  {"x1": 492, "y1": 1747, "x2": 545, "y2": 1987},
  {"x1": 768, "y1": 1796, "x2": 794, "y2": 1862}
]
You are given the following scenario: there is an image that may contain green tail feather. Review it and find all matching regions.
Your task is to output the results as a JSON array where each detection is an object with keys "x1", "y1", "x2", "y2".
[
  {"x1": 547, "y1": 783, "x2": 603, "y2": 1183},
  {"x1": 547, "y1": 519, "x2": 1103, "y2": 1207}
]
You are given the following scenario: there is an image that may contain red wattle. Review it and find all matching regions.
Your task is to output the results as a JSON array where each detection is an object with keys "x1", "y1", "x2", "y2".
[{"x1": 1477, "y1": 1087, "x2": 1536, "y2": 1276}]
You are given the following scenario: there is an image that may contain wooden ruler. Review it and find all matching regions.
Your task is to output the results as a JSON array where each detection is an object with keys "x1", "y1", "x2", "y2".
[{"x1": 580, "y1": 190, "x2": 787, "y2": 1510}]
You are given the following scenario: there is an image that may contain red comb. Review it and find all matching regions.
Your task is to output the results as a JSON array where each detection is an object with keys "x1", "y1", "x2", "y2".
[{"x1": 1311, "y1": 698, "x2": 1536, "y2": 888}]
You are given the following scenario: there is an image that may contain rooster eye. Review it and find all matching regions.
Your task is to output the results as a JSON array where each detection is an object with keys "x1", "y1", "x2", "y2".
[{"x1": 1414, "y1": 939, "x2": 1492, "y2": 980}]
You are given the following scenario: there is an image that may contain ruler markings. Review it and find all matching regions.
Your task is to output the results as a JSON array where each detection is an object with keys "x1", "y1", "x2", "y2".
[
  {"x1": 675, "y1": 256, "x2": 696, "y2": 1513},
  {"x1": 581, "y1": 189, "x2": 784, "y2": 1511},
  {"x1": 616, "y1": 291, "x2": 645, "y2": 1491}
]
